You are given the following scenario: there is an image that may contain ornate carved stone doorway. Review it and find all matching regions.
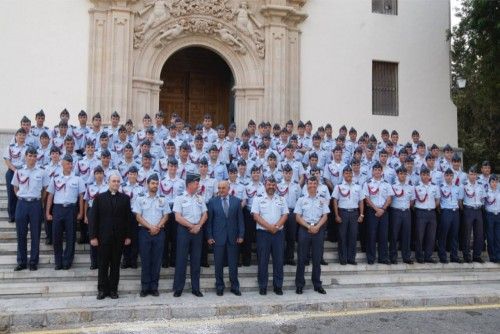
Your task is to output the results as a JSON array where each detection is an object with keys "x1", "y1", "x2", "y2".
[
  {"x1": 87, "y1": 1, "x2": 308, "y2": 131},
  {"x1": 159, "y1": 47, "x2": 234, "y2": 127}
]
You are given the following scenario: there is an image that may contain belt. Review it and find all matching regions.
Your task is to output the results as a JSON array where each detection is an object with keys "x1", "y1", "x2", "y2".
[
  {"x1": 339, "y1": 208, "x2": 358, "y2": 212},
  {"x1": 391, "y1": 208, "x2": 409, "y2": 212},
  {"x1": 442, "y1": 208, "x2": 458, "y2": 212},
  {"x1": 19, "y1": 197, "x2": 41, "y2": 202},
  {"x1": 416, "y1": 208, "x2": 435, "y2": 212},
  {"x1": 464, "y1": 205, "x2": 481, "y2": 210},
  {"x1": 55, "y1": 203, "x2": 76, "y2": 208},
  {"x1": 486, "y1": 211, "x2": 499, "y2": 216}
]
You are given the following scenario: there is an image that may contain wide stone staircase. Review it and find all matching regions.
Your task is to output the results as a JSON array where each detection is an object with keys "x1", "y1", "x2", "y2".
[{"x1": 0, "y1": 182, "x2": 499, "y2": 331}]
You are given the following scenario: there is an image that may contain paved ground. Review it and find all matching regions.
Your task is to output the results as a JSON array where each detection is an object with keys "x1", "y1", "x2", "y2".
[{"x1": 16, "y1": 304, "x2": 500, "y2": 334}]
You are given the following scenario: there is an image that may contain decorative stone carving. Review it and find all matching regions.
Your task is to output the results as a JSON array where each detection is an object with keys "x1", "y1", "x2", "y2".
[
  {"x1": 154, "y1": 21, "x2": 184, "y2": 48},
  {"x1": 214, "y1": 23, "x2": 246, "y2": 54},
  {"x1": 170, "y1": 0, "x2": 234, "y2": 20},
  {"x1": 139, "y1": 0, "x2": 172, "y2": 34}
]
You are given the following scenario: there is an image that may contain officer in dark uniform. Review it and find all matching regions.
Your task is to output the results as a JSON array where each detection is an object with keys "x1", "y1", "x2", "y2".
[
  {"x1": 172, "y1": 173, "x2": 208, "y2": 297},
  {"x1": 11, "y1": 147, "x2": 49, "y2": 271},
  {"x1": 295, "y1": 176, "x2": 329, "y2": 294}
]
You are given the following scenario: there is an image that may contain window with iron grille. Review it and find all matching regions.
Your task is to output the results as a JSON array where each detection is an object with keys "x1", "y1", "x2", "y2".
[
  {"x1": 372, "y1": 0, "x2": 398, "y2": 15},
  {"x1": 372, "y1": 61, "x2": 398, "y2": 116}
]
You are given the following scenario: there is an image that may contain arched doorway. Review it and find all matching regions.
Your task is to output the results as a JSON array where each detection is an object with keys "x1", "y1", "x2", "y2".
[{"x1": 159, "y1": 47, "x2": 235, "y2": 127}]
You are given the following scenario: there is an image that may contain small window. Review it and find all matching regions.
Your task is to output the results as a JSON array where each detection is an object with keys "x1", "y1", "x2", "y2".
[
  {"x1": 372, "y1": 61, "x2": 398, "y2": 116},
  {"x1": 372, "y1": 0, "x2": 398, "y2": 15}
]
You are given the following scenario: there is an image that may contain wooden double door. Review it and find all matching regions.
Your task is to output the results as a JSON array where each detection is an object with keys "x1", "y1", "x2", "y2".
[{"x1": 159, "y1": 47, "x2": 234, "y2": 127}]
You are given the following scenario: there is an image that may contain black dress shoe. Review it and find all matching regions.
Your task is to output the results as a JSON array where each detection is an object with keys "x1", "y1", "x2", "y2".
[
  {"x1": 463, "y1": 256, "x2": 472, "y2": 263},
  {"x1": 161, "y1": 263, "x2": 169, "y2": 268},
  {"x1": 259, "y1": 288, "x2": 267, "y2": 295},
  {"x1": 367, "y1": 260, "x2": 374, "y2": 265},
  {"x1": 62, "y1": 265, "x2": 70, "y2": 270},
  {"x1": 285, "y1": 259, "x2": 296, "y2": 266},
  {"x1": 450, "y1": 258, "x2": 463, "y2": 264},
  {"x1": 29, "y1": 264, "x2": 38, "y2": 271},
  {"x1": 230, "y1": 289, "x2": 241, "y2": 296},
  {"x1": 97, "y1": 291, "x2": 106, "y2": 300},
  {"x1": 425, "y1": 258, "x2": 438, "y2": 264},
  {"x1": 45, "y1": 239, "x2": 52, "y2": 245},
  {"x1": 274, "y1": 287, "x2": 283, "y2": 295},
  {"x1": 192, "y1": 290, "x2": 203, "y2": 297},
  {"x1": 216, "y1": 289, "x2": 224, "y2": 296},
  {"x1": 173, "y1": 290, "x2": 182, "y2": 297},
  {"x1": 305, "y1": 261, "x2": 310, "y2": 266},
  {"x1": 109, "y1": 291, "x2": 119, "y2": 299},
  {"x1": 416, "y1": 259, "x2": 425, "y2": 264},
  {"x1": 296, "y1": 287, "x2": 303, "y2": 295},
  {"x1": 347, "y1": 261, "x2": 358, "y2": 265},
  {"x1": 378, "y1": 260, "x2": 391, "y2": 265},
  {"x1": 121, "y1": 262, "x2": 130, "y2": 269},
  {"x1": 201, "y1": 262, "x2": 210, "y2": 268},
  {"x1": 242, "y1": 261, "x2": 251, "y2": 267},
  {"x1": 169, "y1": 262, "x2": 176, "y2": 268},
  {"x1": 90, "y1": 264, "x2": 98, "y2": 270},
  {"x1": 473, "y1": 257, "x2": 485, "y2": 264},
  {"x1": 54, "y1": 265, "x2": 62, "y2": 270},
  {"x1": 314, "y1": 287, "x2": 326, "y2": 294},
  {"x1": 140, "y1": 290, "x2": 148, "y2": 297},
  {"x1": 439, "y1": 259, "x2": 449, "y2": 264},
  {"x1": 403, "y1": 259, "x2": 414, "y2": 265},
  {"x1": 150, "y1": 290, "x2": 159, "y2": 297},
  {"x1": 14, "y1": 264, "x2": 27, "y2": 271},
  {"x1": 320, "y1": 259, "x2": 328, "y2": 265},
  {"x1": 130, "y1": 263, "x2": 138, "y2": 269},
  {"x1": 339, "y1": 261, "x2": 347, "y2": 265},
  {"x1": 8, "y1": 217, "x2": 15, "y2": 223},
  {"x1": 390, "y1": 259, "x2": 398, "y2": 265}
]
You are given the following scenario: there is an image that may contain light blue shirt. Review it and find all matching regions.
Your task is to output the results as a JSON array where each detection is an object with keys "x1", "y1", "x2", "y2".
[
  {"x1": 198, "y1": 176, "x2": 217, "y2": 204},
  {"x1": 251, "y1": 194, "x2": 288, "y2": 230},
  {"x1": 390, "y1": 182, "x2": 415, "y2": 210},
  {"x1": 294, "y1": 194, "x2": 330, "y2": 225},
  {"x1": 3, "y1": 143, "x2": 28, "y2": 168},
  {"x1": 439, "y1": 183, "x2": 464, "y2": 210},
  {"x1": 414, "y1": 182, "x2": 440, "y2": 209},
  {"x1": 332, "y1": 181, "x2": 364, "y2": 209},
  {"x1": 324, "y1": 160, "x2": 346, "y2": 186},
  {"x1": 245, "y1": 182, "x2": 265, "y2": 208},
  {"x1": 11, "y1": 166, "x2": 49, "y2": 199},
  {"x1": 84, "y1": 182, "x2": 108, "y2": 207},
  {"x1": 484, "y1": 187, "x2": 499, "y2": 214},
  {"x1": 229, "y1": 181, "x2": 247, "y2": 201},
  {"x1": 133, "y1": 194, "x2": 170, "y2": 226},
  {"x1": 47, "y1": 173, "x2": 86, "y2": 204},
  {"x1": 159, "y1": 176, "x2": 185, "y2": 204},
  {"x1": 362, "y1": 178, "x2": 394, "y2": 208},
  {"x1": 277, "y1": 181, "x2": 301, "y2": 209},
  {"x1": 463, "y1": 181, "x2": 485, "y2": 208},
  {"x1": 120, "y1": 182, "x2": 143, "y2": 208},
  {"x1": 173, "y1": 192, "x2": 208, "y2": 225}
]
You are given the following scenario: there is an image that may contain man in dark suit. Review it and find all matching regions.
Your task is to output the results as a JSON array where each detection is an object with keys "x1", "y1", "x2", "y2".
[
  {"x1": 207, "y1": 180, "x2": 244, "y2": 296},
  {"x1": 89, "y1": 173, "x2": 132, "y2": 300}
]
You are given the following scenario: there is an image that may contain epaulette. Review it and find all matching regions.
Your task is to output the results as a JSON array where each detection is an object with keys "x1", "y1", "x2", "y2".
[
  {"x1": 159, "y1": 194, "x2": 165, "y2": 198},
  {"x1": 39, "y1": 166, "x2": 45, "y2": 170},
  {"x1": 9, "y1": 143, "x2": 14, "y2": 147},
  {"x1": 121, "y1": 182, "x2": 127, "y2": 187},
  {"x1": 431, "y1": 182, "x2": 436, "y2": 186},
  {"x1": 31, "y1": 125, "x2": 35, "y2": 129},
  {"x1": 138, "y1": 192, "x2": 145, "y2": 197}
]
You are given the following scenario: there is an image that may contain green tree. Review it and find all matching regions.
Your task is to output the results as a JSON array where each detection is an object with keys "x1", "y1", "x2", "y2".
[{"x1": 449, "y1": 0, "x2": 500, "y2": 172}]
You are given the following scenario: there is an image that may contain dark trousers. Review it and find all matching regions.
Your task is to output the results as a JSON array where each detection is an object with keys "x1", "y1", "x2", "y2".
[
  {"x1": 52, "y1": 204, "x2": 77, "y2": 267},
  {"x1": 295, "y1": 226, "x2": 324, "y2": 289},
  {"x1": 389, "y1": 208, "x2": 412, "y2": 261},
  {"x1": 122, "y1": 220, "x2": 139, "y2": 266},
  {"x1": 415, "y1": 209, "x2": 437, "y2": 261},
  {"x1": 366, "y1": 208, "x2": 389, "y2": 263},
  {"x1": 163, "y1": 211, "x2": 177, "y2": 266},
  {"x1": 256, "y1": 229, "x2": 284, "y2": 289},
  {"x1": 15, "y1": 199, "x2": 42, "y2": 266},
  {"x1": 44, "y1": 198, "x2": 52, "y2": 243},
  {"x1": 201, "y1": 223, "x2": 210, "y2": 266},
  {"x1": 284, "y1": 208, "x2": 297, "y2": 261},
  {"x1": 173, "y1": 224, "x2": 203, "y2": 292},
  {"x1": 214, "y1": 243, "x2": 240, "y2": 290},
  {"x1": 463, "y1": 207, "x2": 484, "y2": 259},
  {"x1": 97, "y1": 238, "x2": 124, "y2": 293},
  {"x1": 86, "y1": 208, "x2": 98, "y2": 267},
  {"x1": 5, "y1": 170, "x2": 17, "y2": 220},
  {"x1": 241, "y1": 207, "x2": 255, "y2": 264},
  {"x1": 138, "y1": 227, "x2": 165, "y2": 291},
  {"x1": 338, "y1": 209, "x2": 359, "y2": 263},
  {"x1": 438, "y1": 209, "x2": 460, "y2": 261},
  {"x1": 485, "y1": 212, "x2": 500, "y2": 261}
]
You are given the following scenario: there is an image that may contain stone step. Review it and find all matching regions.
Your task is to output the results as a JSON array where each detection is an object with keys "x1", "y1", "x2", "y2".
[
  {"x1": 0, "y1": 270, "x2": 497, "y2": 299},
  {"x1": 1, "y1": 262, "x2": 498, "y2": 282}
]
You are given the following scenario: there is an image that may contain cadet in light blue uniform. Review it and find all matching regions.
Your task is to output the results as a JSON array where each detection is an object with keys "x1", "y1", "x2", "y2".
[
  {"x1": 332, "y1": 166, "x2": 364, "y2": 265},
  {"x1": 83, "y1": 166, "x2": 108, "y2": 269},
  {"x1": 295, "y1": 176, "x2": 330, "y2": 295},
  {"x1": 438, "y1": 168, "x2": 464, "y2": 263},
  {"x1": 120, "y1": 166, "x2": 144, "y2": 269},
  {"x1": 134, "y1": 173, "x2": 170, "y2": 297},
  {"x1": 251, "y1": 177, "x2": 288, "y2": 296},
  {"x1": 389, "y1": 167, "x2": 415, "y2": 264},
  {"x1": 484, "y1": 175, "x2": 500, "y2": 263},
  {"x1": 462, "y1": 165, "x2": 485, "y2": 263},
  {"x1": 4, "y1": 128, "x2": 29, "y2": 222},
  {"x1": 46, "y1": 154, "x2": 86, "y2": 270},
  {"x1": 11, "y1": 147, "x2": 49, "y2": 271},
  {"x1": 413, "y1": 165, "x2": 440, "y2": 263},
  {"x1": 172, "y1": 173, "x2": 208, "y2": 297}
]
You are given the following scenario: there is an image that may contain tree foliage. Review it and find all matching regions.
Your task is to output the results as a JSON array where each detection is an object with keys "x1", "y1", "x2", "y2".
[{"x1": 449, "y1": 0, "x2": 500, "y2": 172}]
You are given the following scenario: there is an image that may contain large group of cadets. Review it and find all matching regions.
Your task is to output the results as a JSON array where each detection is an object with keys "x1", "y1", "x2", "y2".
[{"x1": 4, "y1": 108, "x2": 500, "y2": 280}]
